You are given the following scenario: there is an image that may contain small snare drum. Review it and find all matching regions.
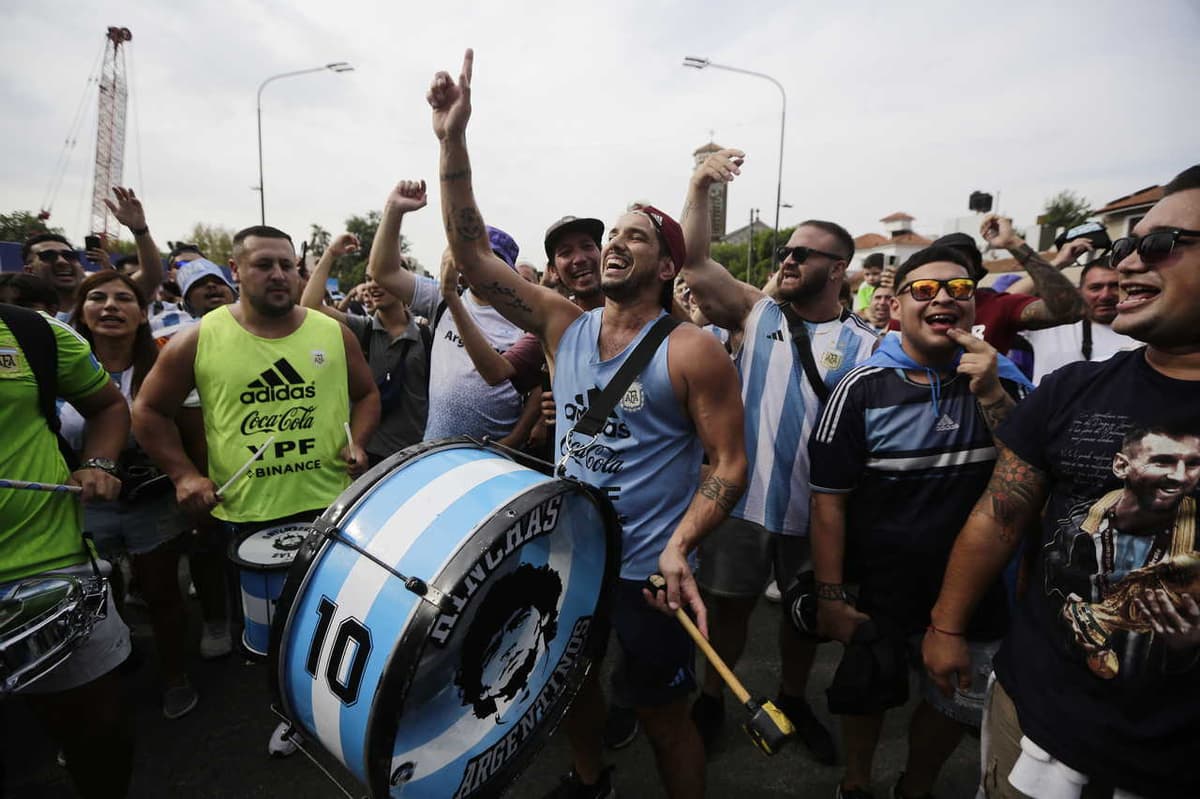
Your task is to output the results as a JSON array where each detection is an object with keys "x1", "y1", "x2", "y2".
[{"x1": 230, "y1": 522, "x2": 311, "y2": 658}]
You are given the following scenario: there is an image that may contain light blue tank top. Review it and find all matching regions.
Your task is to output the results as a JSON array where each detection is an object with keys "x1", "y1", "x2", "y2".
[{"x1": 554, "y1": 309, "x2": 702, "y2": 580}]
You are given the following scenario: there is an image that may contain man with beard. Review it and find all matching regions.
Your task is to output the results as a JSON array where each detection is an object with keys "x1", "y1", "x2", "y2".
[
  {"x1": 1021, "y1": 260, "x2": 1138, "y2": 384},
  {"x1": 924, "y1": 165, "x2": 1200, "y2": 799},
  {"x1": 429, "y1": 50, "x2": 746, "y2": 799},
  {"x1": 132, "y1": 224, "x2": 379, "y2": 755},
  {"x1": 678, "y1": 147, "x2": 879, "y2": 762}
]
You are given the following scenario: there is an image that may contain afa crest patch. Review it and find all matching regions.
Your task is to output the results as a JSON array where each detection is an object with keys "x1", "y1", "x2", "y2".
[
  {"x1": 311, "y1": 350, "x2": 326, "y2": 366},
  {"x1": 620, "y1": 380, "x2": 645, "y2": 412},
  {"x1": 820, "y1": 350, "x2": 843, "y2": 371}
]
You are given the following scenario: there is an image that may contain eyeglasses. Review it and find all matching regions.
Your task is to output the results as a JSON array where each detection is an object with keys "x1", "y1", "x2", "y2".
[
  {"x1": 33, "y1": 249, "x2": 81, "y2": 264},
  {"x1": 776, "y1": 246, "x2": 845, "y2": 264},
  {"x1": 897, "y1": 277, "x2": 976, "y2": 302},
  {"x1": 1110, "y1": 227, "x2": 1200, "y2": 267}
]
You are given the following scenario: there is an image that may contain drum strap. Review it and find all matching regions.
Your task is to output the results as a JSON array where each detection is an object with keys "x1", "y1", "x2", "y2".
[
  {"x1": 572, "y1": 315, "x2": 681, "y2": 438},
  {"x1": 0, "y1": 304, "x2": 78, "y2": 469}
]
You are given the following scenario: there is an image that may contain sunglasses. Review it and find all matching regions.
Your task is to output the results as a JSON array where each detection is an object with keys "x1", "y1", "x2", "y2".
[
  {"x1": 1110, "y1": 227, "x2": 1200, "y2": 267},
  {"x1": 776, "y1": 245, "x2": 845, "y2": 264},
  {"x1": 897, "y1": 277, "x2": 976, "y2": 302},
  {"x1": 34, "y1": 249, "x2": 81, "y2": 264}
]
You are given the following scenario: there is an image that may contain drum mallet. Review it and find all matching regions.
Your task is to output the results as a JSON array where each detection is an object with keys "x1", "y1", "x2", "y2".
[{"x1": 646, "y1": 574, "x2": 795, "y2": 756}]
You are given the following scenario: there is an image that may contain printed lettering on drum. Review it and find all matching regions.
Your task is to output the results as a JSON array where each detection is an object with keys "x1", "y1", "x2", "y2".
[{"x1": 430, "y1": 494, "x2": 563, "y2": 646}]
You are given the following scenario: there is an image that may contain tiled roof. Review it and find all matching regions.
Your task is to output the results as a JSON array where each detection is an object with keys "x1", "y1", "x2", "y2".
[
  {"x1": 891, "y1": 232, "x2": 931, "y2": 245},
  {"x1": 1093, "y1": 185, "x2": 1163, "y2": 215},
  {"x1": 854, "y1": 231, "x2": 932, "y2": 249},
  {"x1": 880, "y1": 211, "x2": 914, "y2": 222}
]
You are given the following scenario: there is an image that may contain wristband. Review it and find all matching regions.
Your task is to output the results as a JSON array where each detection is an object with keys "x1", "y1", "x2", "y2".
[
  {"x1": 130, "y1": 226, "x2": 149, "y2": 237},
  {"x1": 926, "y1": 624, "x2": 964, "y2": 637}
]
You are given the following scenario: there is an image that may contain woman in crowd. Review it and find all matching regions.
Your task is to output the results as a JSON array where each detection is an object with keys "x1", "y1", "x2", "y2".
[{"x1": 62, "y1": 270, "x2": 197, "y2": 719}]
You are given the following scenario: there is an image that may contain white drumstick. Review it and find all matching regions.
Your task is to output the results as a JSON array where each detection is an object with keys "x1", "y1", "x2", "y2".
[
  {"x1": 0, "y1": 479, "x2": 83, "y2": 494},
  {"x1": 343, "y1": 422, "x2": 357, "y2": 466},
  {"x1": 216, "y1": 435, "x2": 275, "y2": 497}
]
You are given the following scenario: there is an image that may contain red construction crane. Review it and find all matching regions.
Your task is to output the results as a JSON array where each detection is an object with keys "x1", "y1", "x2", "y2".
[{"x1": 90, "y1": 26, "x2": 132, "y2": 242}]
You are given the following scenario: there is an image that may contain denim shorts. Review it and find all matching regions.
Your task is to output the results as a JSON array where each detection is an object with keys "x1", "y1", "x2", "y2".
[
  {"x1": 84, "y1": 493, "x2": 186, "y2": 558},
  {"x1": 696, "y1": 516, "x2": 812, "y2": 598}
]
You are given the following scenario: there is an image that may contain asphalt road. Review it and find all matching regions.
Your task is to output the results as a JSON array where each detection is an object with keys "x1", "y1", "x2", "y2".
[{"x1": 3, "y1": 588, "x2": 979, "y2": 798}]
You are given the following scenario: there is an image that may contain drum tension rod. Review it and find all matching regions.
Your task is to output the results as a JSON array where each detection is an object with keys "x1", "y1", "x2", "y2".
[{"x1": 314, "y1": 523, "x2": 453, "y2": 612}]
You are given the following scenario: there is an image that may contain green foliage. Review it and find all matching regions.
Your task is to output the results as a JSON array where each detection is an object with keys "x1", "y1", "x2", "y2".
[
  {"x1": 1040, "y1": 190, "x2": 1091, "y2": 232},
  {"x1": 319, "y1": 212, "x2": 419, "y2": 291},
  {"x1": 183, "y1": 223, "x2": 235, "y2": 267},
  {"x1": 0, "y1": 210, "x2": 62, "y2": 243},
  {"x1": 308, "y1": 224, "x2": 330, "y2": 259},
  {"x1": 710, "y1": 225, "x2": 792, "y2": 287},
  {"x1": 105, "y1": 238, "x2": 139, "y2": 256}
]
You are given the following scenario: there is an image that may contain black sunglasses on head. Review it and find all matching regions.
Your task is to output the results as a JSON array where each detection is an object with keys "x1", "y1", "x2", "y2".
[
  {"x1": 776, "y1": 245, "x2": 845, "y2": 264},
  {"x1": 33, "y1": 249, "x2": 81, "y2": 264},
  {"x1": 1110, "y1": 227, "x2": 1200, "y2": 267}
]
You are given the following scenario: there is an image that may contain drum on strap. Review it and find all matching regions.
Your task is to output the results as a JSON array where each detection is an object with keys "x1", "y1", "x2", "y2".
[
  {"x1": 230, "y1": 522, "x2": 311, "y2": 658},
  {"x1": 270, "y1": 439, "x2": 620, "y2": 798},
  {"x1": 0, "y1": 573, "x2": 108, "y2": 696}
]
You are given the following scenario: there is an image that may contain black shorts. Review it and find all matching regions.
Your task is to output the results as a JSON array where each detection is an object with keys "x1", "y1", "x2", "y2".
[{"x1": 595, "y1": 578, "x2": 696, "y2": 708}]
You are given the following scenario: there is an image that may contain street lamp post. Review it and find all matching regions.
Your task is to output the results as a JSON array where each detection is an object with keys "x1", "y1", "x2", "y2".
[
  {"x1": 747, "y1": 207, "x2": 759, "y2": 284},
  {"x1": 683, "y1": 56, "x2": 786, "y2": 269},
  {"x1": 256, "y1": 62, "x2": 354, "y2": 225}
]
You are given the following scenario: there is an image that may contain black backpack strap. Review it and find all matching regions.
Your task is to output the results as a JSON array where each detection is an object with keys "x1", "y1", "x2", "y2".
[
  {"x1": 573, "y1": 316, "x2": 680, "y2": 438},
  {"x1": 779, "y1": 303, "x2": 838, "y2": 404},
  {"x1": 0, "y1": 304, "x2": 77, "y2": 467},
  {"x1": 1081, "y1": 319, "x2": 1093, "y2": 362},
  {"x1": 432, "y1": 300, "x2": 448, "y2": 333}
]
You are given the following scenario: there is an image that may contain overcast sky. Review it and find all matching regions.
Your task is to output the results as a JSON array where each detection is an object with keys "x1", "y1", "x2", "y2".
[{"x1": 2, "y1": 0, "x2": 1197, "y2": 275}]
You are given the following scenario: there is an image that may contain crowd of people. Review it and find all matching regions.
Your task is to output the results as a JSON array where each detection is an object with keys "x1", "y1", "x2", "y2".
[{"x1": 1, "y1": 48, "x2": 1197, "y2": 799}]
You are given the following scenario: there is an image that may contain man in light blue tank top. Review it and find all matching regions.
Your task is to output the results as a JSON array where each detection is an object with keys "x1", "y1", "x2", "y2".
[
  {"x1": 680, "y1": 147, "x2": 880, "y2": 763},
  {"x1": 429, "y1": 50, "x2": 747, "y2": 799}
]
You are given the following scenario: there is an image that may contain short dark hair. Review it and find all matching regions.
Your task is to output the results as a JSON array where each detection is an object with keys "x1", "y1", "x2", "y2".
[
  {"x1": 0, "y1": 272, "x2": 59, "y2": 309},
  {"x1": 168, "y1": 242, "x2": 204, "y2": 260},
  {"x1": 798, "y1": 220, "x2": 855, "y2": 262},
  {"x1": 232, "y1": 225, "x2": 293, "y2": 248},
  {"x1": 1163, "y1": 165, "x2": 1200, "y2": 196},
  {"x1": 1121, "y1": 419, "x2": 1200, "y2": 452},
  {"x1": 113, "y1": 254, "x2": 139, "y2": 270},
  {"x1": 893, "y1": 245, "x2": 971, "y2": 289},
  {"x1": 22, "y1": 233, "x2": 74, "y2": 263},
  {"x1": 861, "y1": 253, "x2": 885, "y2": 270},
  {"x1": 1079, "y1": 258, "x2": 1117, "y2": 285}
]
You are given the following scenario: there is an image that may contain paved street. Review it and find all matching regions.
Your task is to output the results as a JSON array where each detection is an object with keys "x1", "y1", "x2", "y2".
[{"x1": 4, "y1": 590, "x2": 979, "y2": 798}]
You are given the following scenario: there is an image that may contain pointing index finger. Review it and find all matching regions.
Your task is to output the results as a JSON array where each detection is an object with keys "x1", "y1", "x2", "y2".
[
  {"x1": 947, "y1": 326, "x2": 989, "y2": 351},
  {"x1": 461, "y1": 48, "x2": 474, "y2": 87}
]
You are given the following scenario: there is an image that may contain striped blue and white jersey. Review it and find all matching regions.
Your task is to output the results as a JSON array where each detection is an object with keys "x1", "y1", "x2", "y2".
[{"x1": 733, "y1": 298, "x2": 878, "y2": 535}]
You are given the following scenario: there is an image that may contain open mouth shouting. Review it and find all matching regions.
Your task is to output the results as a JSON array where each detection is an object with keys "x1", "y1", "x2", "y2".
[
  {"x1": 1117, "y1": 280, "x2": 1159, "y2": 314},
  {"x1": 923, "y1": 310, "x2": 961, "y2": 334}
]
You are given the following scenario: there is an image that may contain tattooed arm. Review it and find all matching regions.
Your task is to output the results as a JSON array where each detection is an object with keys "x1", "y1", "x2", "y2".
[
  {"x1": 923, "y1": 444, "x2": 1048, "y2": 695},
  {"x1": 645, "y1": 325, "x2": 747, "y2": 636},
  {"x1": 427, "y1": 49, "x2": 580, "y2": 353},
  {"x1": 980, "y1": 213, "x2": 1084, "y2": 330}
]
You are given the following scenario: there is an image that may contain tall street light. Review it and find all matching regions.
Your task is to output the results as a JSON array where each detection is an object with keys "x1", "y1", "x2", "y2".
[
  {"x1": 256, "y1": 62, "x2": 354, "y2": 225},
  {"x1": 683, "y1": 56, "x2": 786, "y2": 269}
]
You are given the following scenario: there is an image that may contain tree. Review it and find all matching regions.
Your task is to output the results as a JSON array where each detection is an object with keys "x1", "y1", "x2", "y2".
[
  {"x1": 308, "y1": 224, "x2": 330, "y2": 259},
  {"x1": 0, "y1": 210, "x2": 63, "y2": 243},
  {"x1": 182, "y1": 223, "x2": 235, "y2": 267},
  {"x1": 709, "y1": 225, "x2": 792, "y2": 287},
  {"x1": 318, "y1": 211, "x2": 420, "y2": 290},
  {"x1": 1040, "y1": 190, "x2": 1091, "y2": 233}
]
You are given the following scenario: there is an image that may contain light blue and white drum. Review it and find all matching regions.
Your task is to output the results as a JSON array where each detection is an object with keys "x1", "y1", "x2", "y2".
[
  {"x1": 270, "y1": 440, "x2": 619, "y2": 798},
  {"x1": 230, "y1": 522, "x2": 310, "y2": 658}
]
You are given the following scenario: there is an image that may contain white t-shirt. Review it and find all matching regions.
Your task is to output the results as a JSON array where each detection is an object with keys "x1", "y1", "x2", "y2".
[
  {"x1": 1023, "y1": 320, "x2": 1139, "y2": 385},
  {"x1": 423, "y1": 290, "x2": 524, "y2": 441}
]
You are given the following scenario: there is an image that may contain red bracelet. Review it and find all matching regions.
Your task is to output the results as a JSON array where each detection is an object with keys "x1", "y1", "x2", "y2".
[{"x1": 927, "y1": 624, "x2": 964, "y2": 637}]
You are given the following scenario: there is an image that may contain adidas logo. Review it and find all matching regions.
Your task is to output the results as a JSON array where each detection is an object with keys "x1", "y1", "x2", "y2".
[
  {"x1": 767, "y1": 329, "x2": 785, "y2": 342},
  {"x1": 934, "y1": 413, "x2": 959, "y2": 432},
  {"x1": 240, "y1": 358, "x2": 315, "y2": 404}
]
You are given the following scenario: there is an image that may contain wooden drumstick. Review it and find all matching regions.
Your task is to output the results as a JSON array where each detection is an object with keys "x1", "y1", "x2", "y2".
[
  {"x1": 0, "y1": 479, "x2": 83, "y2": 494},
  {"x1": 216, "y1": 436, "x2": 274, "y2": 497}
]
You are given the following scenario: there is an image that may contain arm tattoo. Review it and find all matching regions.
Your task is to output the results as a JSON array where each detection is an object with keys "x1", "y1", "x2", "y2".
[
  {"x1": 979, "y1": 394, "x2": 1015, "y2": 432},
  {"x1": 452, "y1": 207, "x2": 484, "y2": 242},
  {"x1": 440, "y1": 167, "x2": 471, "y2": 182},
  {"x1": 978, "y1": 446, "x2": 1047, "y2": 544},
  {"x1": 478, "y1": 280, "x2": 533, "y2": 314},
  {"x1": 1013, "y1": 244, "x2": 1084, "y2": 321},
  {"x1": 697, "y1": 474, "x2": 740, "y2": 514}
]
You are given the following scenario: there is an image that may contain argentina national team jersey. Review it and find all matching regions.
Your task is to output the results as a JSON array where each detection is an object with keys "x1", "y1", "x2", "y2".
[{"x1": 733, "y1": 298, "x2": 878, "y2": 535}]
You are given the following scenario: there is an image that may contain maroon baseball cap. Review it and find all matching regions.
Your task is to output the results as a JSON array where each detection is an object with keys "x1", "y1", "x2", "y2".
[{"x1": 632, "y1": 204, "x2": 686, "y2": 272}]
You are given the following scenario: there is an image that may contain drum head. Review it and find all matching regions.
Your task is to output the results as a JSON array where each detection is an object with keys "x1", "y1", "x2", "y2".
[
  {"x1": 271, "y1": 439, "x2": 620, "y2": 799},
  {"x1": 230, "y1": 523, "x2": 311, "y2": 570}
]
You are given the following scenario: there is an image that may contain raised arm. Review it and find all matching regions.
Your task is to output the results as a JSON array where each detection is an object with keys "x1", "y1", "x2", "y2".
[
  {"x1": 105, "y1": 186, "x2": 163, "y2": 299},
  {"x1": 440, "y1": 252, "x2": 517, "y2": 386},
  {"x1": 429, "y1": 49, "x2": 579, "y2": 351},
  {"x1": 680, "y1": 148, "x2": 763, "y2": 332},
  {"x1": 923, "y1": 445, "x2": 1048, "y2": 694},
  {"x1": 367, "y1": 180, "x2": 427, "y2": 303},
  {"x1": 131, "y1": 325, "x2": 216, "y2": 516},
  {"x1": 645, "y1": 327, "x2": 747, "y2": 637},
  {"x1": 981, "y1": 214, "x2": 1084, "y2": 330},
  {"x1": 1003, "y1": 238, "x2": 1094, "y2": 296},
  {"x1": 301, "y1": 232, "x2": 360, "y2": 324}
]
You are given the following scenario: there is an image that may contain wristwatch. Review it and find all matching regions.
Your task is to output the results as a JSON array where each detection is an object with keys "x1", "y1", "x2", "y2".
[{"x1": 81, "y1": 457, "x2": 119, "y2": 476}]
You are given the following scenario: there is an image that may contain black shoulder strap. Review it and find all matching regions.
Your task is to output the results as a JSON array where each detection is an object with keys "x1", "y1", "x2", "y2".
[
  {"x1": 0, "y1": 304, "x2": 59, "y2": 430},
  {"x1": 432, "y1": 300, "x2": 448, "y2": 333},
  {"x1": 574, "y1": 316, "x2": 680, "y2": 438},
  {"x1": 779, "y1": 303, "x2": 842, "y2": 404},
  {"x1": 1081, "y1": 319, "x2": 1093, "y2": 362}
]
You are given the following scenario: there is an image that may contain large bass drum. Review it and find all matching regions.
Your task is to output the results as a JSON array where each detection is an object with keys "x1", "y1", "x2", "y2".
[{"x1": 270, "y1": 439, "x2": 620, "y2": 798}]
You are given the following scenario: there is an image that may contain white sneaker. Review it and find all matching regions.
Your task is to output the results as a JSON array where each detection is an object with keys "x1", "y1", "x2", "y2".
[
  {"x1": 269, "y1": 721, "x2": 302, "y2": 758},
  {"x1": 764, "y1": 580, "x2": 782, "y2": 603},
  {"x1": 200, "y1": 621, "x2": 233, "y2": 659}
]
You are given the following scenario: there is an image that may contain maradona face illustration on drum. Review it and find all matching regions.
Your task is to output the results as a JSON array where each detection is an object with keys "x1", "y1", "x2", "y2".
[{"x1": 271, "y1": 440, "x2": 619, "y2": 798}]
